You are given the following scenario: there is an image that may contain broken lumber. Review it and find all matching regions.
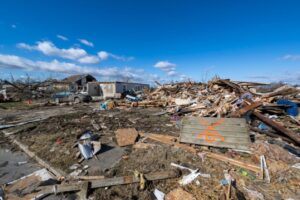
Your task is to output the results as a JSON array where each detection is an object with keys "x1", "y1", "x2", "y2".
[
  {"x1": 230, "y1": 101, "x2": 262, "y2": 117},
  {"x1": 206, "y1": 152, "x2": 260, "y2": 173},
  {"x1": 71, "y1": 176, "x2": 105, "y2": 180},
  {"x1": 139, "y1": 132, "x2": 197, "y2": 153},
  {"x1": 78, "y1": 182, "x2": 89, "y2": 200},
  {"x1": 35, "y1": 170, "x2": 179, "y2": 196},
  {"x1": 252, "y1": 111, "x2": 300, "y2": 145},
  {"x1": 261, "y1": 85, "x2": 299, "y2": 98},
  {"x1": 140, "y1": 133, "x2": 260, "y2": 173},
  {"x1": 250, "y1": 127, "x2": 294, "y2": 144}
]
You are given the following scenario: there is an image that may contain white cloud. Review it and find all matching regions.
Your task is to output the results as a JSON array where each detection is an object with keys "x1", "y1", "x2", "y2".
[
  {"x1": 98, "y1": 51, "x2": 109, "y2": 60},
  {"x1": 78, "y1": 55, "x2": 100, "y2": 64},
  {"x1": 154, "y1": 60, "x2": 177, "y2": 77},
  {"x1": 281, "y1": 54, "x2": 300, "y2": 61},
  {"x1": 78, "y1": 39, "x2": 94, "y2": 47},
  {"x1": 17, "y1": 41, "x2": 133, "y2": 65},
  {"x1": 167, "y1": 71, "x2": 177, "y2": 76},
  {"x1": 57, "y1": 34, "x2": 68, "y2": 41},
  {"x1": 0, "y1": 54, "x2": 149, "y2": 82},
  {"x1": 154, "y1": 61, "x2": 176, "y2": 72},
  {"x1": 153, "y1": 60, "x2": 190, "y2": 80},
  {"x1": 97, "y1": 51, "x2": 134, "y2": 61},
  {"x1": 17, "y1": 41, "x2": 88, "y2": 60}
]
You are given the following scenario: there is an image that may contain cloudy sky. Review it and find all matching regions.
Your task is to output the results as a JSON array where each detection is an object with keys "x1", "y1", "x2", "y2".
[{"x1": 0, "y1": 0, "x2": 300, "y2": 84}]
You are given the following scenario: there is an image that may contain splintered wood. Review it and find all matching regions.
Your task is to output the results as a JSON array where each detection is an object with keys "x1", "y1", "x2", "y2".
[{"x1": 180, "y1": 117, "x2": 250, "y2": 150}]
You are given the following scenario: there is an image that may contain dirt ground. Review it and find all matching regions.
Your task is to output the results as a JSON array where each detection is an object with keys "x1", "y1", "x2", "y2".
[{"x1": 1, "y1": 103, "x2": 300, "y2": 199}]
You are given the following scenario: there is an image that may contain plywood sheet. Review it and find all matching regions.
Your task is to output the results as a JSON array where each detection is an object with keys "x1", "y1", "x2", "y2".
[{"x1": 180, "y1": 117, "x2": 250, "y2": 150}]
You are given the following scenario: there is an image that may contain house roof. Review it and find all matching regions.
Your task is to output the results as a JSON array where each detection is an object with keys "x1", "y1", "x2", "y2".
[{"x1": 63, "y1": 74, "x2": 96, "y2": 83}]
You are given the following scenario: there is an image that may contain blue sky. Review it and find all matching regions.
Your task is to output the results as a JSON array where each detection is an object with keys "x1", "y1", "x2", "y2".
[{"x1": 0, "y1": 0, "x2": 300, "y2": 84}]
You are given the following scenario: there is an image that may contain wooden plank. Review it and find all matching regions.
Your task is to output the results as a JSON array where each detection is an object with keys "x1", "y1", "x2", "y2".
[
  {"x1": 182, "y1": 126, "x2": 248, "y2": 133},
  {"x1": 182, "y1": 117, "x2": 246, "y2": 125},
  {"x1": 180, "y1": 135, "x2": 249, "y2": 150},
  {"x1": 11, "y1": 138, "x2": 67, "y2": 178},
  {"x1": 182, "y1": 121, "x2": 247, "y2": 127},
  {"x1": 230, "y1": 101, "x2": 262, "y2": 117},
  {"x1": 206, "y1": 153, "x2": 260, "y2": 173},
  {"x1": 78, "y1": 182, "x2": 89, "y2": 200},
  {"x1": 180, "y1": 134, "x2": 250, "y2": 144},
  {"x1": 181, "y1": 130, "x2": 249, "y2": 137},
  {"x1": 180, "y1": 117, "x2": 250, "y2": 150},
  {"x1": 252, "y1": 111, "x2": 300, "y2": 145},
  {"x1": 139, "y1": 133, "x2": 260, "y2": 173},
  {"x1": 35, "y1": 170, "x2": 179, "y2": 196}
]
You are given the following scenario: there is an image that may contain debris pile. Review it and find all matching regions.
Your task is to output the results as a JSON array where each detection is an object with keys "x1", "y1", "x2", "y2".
[
  {"x1": 1, "y1": 78, "x2": 299, "y2": 200},
  {"x1": 118, "y1": 78, "x2": 300, "y2": 145}
]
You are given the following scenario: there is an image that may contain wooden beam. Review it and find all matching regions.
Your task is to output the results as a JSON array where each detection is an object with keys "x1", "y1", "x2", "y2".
[
  {"x1": 70, "y1": 176, "x2": 105, "y2": 181},
  {"x1": 35, "y1": 170, "x2": 179, "y2": 196},
  {"x1": 252, "y1": 111, "x2": 300, "y2": 145},
  {"x1": 206, "y1": 152, "x2": 260, "y2": 173},
  {"x1": 78, "y1": 182, "x2": 89, "y2": 200},
  {"x1": 11, "y1": 138, "x2": 67, "y2": 178},
  {"x1": 250, "y1": 127, "x2": 295, "y2": 144},
  {"x1": 230, "y1": 101, "x2": 262, "y2": 117},
  {"x1": 139, "y1": 132, "x2": 260, "y2": 173}
]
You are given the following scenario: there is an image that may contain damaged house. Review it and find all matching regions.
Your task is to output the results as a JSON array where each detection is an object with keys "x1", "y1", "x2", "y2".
[
  {"x1": 63, "y1": 74, "x2": 97, "y2": 94},
  {"x1": 95, "y1": 81, "x2": 150, "y2": 98},
  {"x1": 61, "y1": 74, "x2": 149, "y2": 98}
]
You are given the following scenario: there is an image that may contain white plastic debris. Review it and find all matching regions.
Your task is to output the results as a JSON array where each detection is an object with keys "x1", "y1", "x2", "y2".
[
  {"x1": 83, "y1": 165, "x2": 89, "y2": 170},
  {"x1": 69, "y1": 169, "x2": 82, "y2": 177},
  {"x1": 69, "y1": 163, "x2": 81, "y2": 170},
  {"x1": 180, "y1": 171, "x2": 200, "y2": 185},
  {"x1": 17, "y1": 161, "x2": 27, "y2": 165},
  {"x1": 153, "y1": 189, "x2": 165, "y2": 200},
  {"x1": 291, "y1": 163, "x2": 300, "y2": 169},
  {"x1": 171, "y1": 163, "x2": 194, "y2": 172},
  {"x1": 171, "y1": 162, "x2": 210, "y2": 185}
]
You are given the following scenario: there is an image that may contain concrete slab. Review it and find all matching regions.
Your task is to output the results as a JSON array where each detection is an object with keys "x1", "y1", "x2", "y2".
[
  {"x1": 85, "y1": 144, "x2": 125, "y2": 173},
  {"x1": 0, "y1": 148, "x2": 39, "y2": 184}
]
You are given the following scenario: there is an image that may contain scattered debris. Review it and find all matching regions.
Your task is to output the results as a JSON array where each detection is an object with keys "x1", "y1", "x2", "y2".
[
  {"x1": 153, "y1": 188, "x2": 165, "y2": 200},
  {"x1": 33, "y1": 170, "x2": 179, "y2": 197},
  {"x1": 260, "y1": 155, "x2": 271, "y2": 183},
  {"x1": 78, "y1": 131, "x2": 101, "y2": 160},
  {"x1": 4, "y1": 168, "x2": 54, "y2": 200},
  {"x1": 171, "y1": 162, "x2": 210, "y2": 185},
  {"x1": 1, "y1": 77, "x2": 299, "y2": 199},
  {"x1": 291, "y1": 163, "x2": 300, "y2": 170}
]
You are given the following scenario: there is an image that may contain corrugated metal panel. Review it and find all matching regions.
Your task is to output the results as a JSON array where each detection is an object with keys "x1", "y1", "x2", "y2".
[{"x1": 180, "y1": 117, "x2": 250, "y2": 150}]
